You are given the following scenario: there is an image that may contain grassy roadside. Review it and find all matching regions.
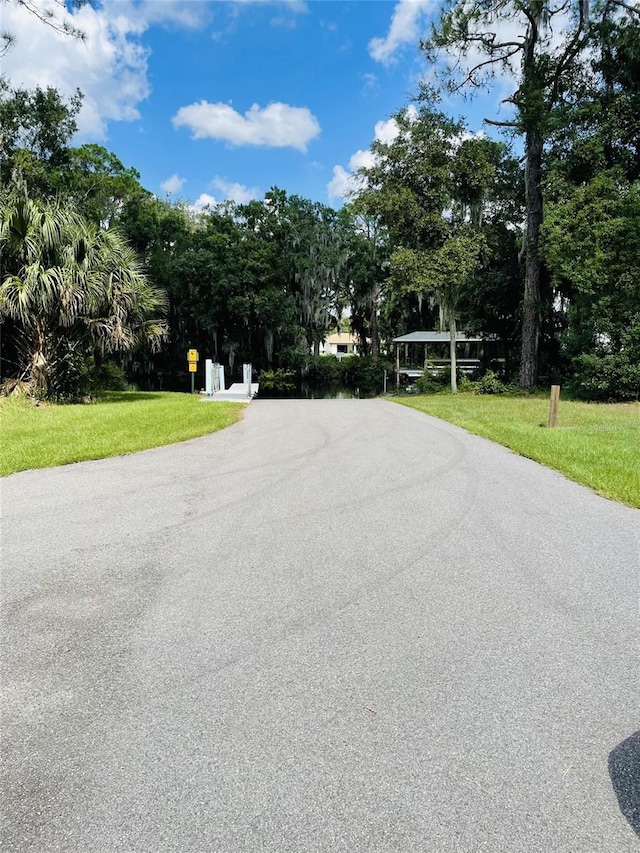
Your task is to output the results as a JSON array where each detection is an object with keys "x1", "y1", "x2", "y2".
[
  {"x1": 0, "y1": 391, "x2": 245, "y2": 477},
  {"x1": 394, "y1": 394, "x2": 640, "y2": 508}
]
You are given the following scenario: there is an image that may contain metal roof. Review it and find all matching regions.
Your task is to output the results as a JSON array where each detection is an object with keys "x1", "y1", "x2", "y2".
[{"x1": 393, "y1": 331, "x2": 491, "y2": 344}]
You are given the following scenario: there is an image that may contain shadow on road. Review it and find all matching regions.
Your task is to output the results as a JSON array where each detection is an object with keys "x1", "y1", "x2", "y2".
[{"x1": 609, "y1": 730, "x2": 640, "y2": 838}]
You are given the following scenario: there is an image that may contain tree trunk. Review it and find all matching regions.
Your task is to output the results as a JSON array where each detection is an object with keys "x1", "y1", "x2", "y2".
[
  {"x1": 30, "y1": 321, "x2": 51, "y2": 396},
  {"x1": 449, "y1": 315, "x2": 457, "y2": 394},
  {"x1": 520, "y1": 125, "x2": 543, "y2": 389},
  {"x1": 265, "y1": 327, "x2": 274, "y2": 368},
  {"x1": 370, "y1": 290, "x2": 380, "y2": 360},
  {"x1": 313, "y1": 339, "x2": 320, "y2": 358}
]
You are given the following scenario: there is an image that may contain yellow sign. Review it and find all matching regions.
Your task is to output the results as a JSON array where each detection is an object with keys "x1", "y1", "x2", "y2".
[
  {"x1": 187, "y1": 348, "x2": 199, "y2": 362},
  {"x1": 188, "y1": 362, "x2": 197, "y2": 373}
]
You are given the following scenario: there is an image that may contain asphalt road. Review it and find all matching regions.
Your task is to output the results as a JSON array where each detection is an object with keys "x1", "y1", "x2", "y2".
[{"x1": 1, "y1": 399, "x2": 639, "y2": 852}]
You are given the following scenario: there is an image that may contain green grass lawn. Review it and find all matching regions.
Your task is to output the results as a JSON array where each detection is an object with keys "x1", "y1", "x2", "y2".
[
  {"x1": 394, "y1": 393, "x2": 640, "y2": 508},
  {"x1": 0, "y1": 391, "x2": 245, "y2": 477}
]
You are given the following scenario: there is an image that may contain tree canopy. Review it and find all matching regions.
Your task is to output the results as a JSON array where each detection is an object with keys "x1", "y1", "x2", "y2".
[
  {"x1": 1, "y1": 20, "x2": 639, "y2": 402},
  {"x1": 422, "y1": 0, "x2": 640, "y2": 389},
  {"x1": 0, "y1": 184, "x2": 167, "y2": 396}
]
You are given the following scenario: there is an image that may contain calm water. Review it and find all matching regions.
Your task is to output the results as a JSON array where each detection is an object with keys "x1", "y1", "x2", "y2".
[{"x1": 256, "y1": 385, "x2": 359, "y2": 400}]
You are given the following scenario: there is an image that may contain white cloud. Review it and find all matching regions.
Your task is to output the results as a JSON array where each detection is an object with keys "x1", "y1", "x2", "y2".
[
  {"x1": 361, "y1": 72, "x2": 379, "y2": 94},
  {"x1": 327, "y1": 166, "x2": 355, "y2": 203},
  {"x1": 190, "y1": 193, "x2": 219, "y2": 213},
  {"x1": 172, "y1": 101, "x2": 321, "y2": 151},
  {"x1": 0, "y1": 0, "x2": 205, "y2": 139},
  {"x1": 211, "y1": 177, "x2": 259, "y2": 204},
  {"x1": 327, "y1": 148, "x2": 373, "y2": 202},
  {"x1": 160, "y1": 174, "x2": 186, "y2": 194},
  {"x1": 347, "y1": 149, "x2": 374, "y2": 171},
  {"x1": 233, "y1": 0, "x2": 308, "y2": 9},
  {"x1": 373, "y1": 116, "x2": 400, "y2": 145},
  {"x1": 327, "y1": 108, "x2": 418, "y2": 202},
  {"x1": 125, "y1": 1, "x2": 208, "y2": 31},
  {"x1": 369, "y1": 0, "x2": 432, "y2": 65},
  {"x1": 270, "y1": 1, "x2": 310, "y2": 29},
  {"x1": 188, "y1": 178, "x2": 259, "y2": 213},
  {"x1": 269, "y1": 15, "x2": 298, "y2": 29},
  {"x1": 211, "y1": 0, "x2": 308, "y2": 38}
]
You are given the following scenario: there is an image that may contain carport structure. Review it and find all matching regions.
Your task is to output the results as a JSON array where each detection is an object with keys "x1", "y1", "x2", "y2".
[{"x1": 393, "y1": 330, "x2": 503, "y2": 388}]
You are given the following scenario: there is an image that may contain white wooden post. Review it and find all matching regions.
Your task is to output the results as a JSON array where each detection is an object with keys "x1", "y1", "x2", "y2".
[{"x1": 205, "y1": 359, "x2": 213, "y2": 396}]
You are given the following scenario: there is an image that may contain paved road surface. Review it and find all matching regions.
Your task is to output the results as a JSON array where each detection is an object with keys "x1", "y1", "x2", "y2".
[{"x1": 2, "y1": 399, "x2": 639, "y2": 852}]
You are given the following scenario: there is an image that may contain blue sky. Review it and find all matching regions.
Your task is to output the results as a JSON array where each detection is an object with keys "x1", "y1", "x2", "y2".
[{"x1": 2, "y1": 1, "x2": 508, "y2": 208}]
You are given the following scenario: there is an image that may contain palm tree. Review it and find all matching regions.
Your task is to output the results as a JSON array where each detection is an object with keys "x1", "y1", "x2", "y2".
[{"x1": 0, "y1": 184, "x2": 167, "y2": 396}]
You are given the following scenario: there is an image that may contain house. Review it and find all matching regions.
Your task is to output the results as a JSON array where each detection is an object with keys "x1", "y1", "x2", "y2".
[
  {"x1": 318, "y1": 332, "x2": 363, "y2": 359},
  {"x1": 393, "y1": 330, "x2": 504, "y2": 388}
]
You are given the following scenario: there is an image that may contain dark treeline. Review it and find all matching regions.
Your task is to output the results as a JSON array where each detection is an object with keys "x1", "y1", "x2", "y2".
[{"x1": 1, "y1": 1, "x2": 639, "y2": 400}]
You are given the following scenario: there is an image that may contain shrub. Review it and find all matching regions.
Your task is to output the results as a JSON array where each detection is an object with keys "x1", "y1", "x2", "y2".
[
  {"x1": 414, "y1": 367, "x2": 477, "y2": 394},
  {"x1": 475, "y1": 370, "x2": 506, "y2": 394},
  {"x1": 457, "y1": 374, "x2": 477, "y2": 393},
  {"x1": 569, "y1": 353, "x2": 640, "y2": 401},
  {"x1": 82, "y1": 360, "x2": 128, "y2": 394},
  {"x1": 415, "y1": 372, "x2": 448, "y2": 394}
]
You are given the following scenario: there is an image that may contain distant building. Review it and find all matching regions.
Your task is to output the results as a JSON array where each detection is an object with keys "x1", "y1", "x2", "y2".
[{"x1": 318, "y1": 332, "x2": 363, "y2": 359}]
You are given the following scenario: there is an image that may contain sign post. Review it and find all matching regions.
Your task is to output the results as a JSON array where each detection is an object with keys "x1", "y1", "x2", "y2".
[{"x1": 187, "y1": 349, "x2": 199, "y2": 393}]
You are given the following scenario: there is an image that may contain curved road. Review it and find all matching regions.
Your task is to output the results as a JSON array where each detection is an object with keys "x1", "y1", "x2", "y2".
[{"x1": 2, "y1": 399, "x2": 639, "y2": 852}]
